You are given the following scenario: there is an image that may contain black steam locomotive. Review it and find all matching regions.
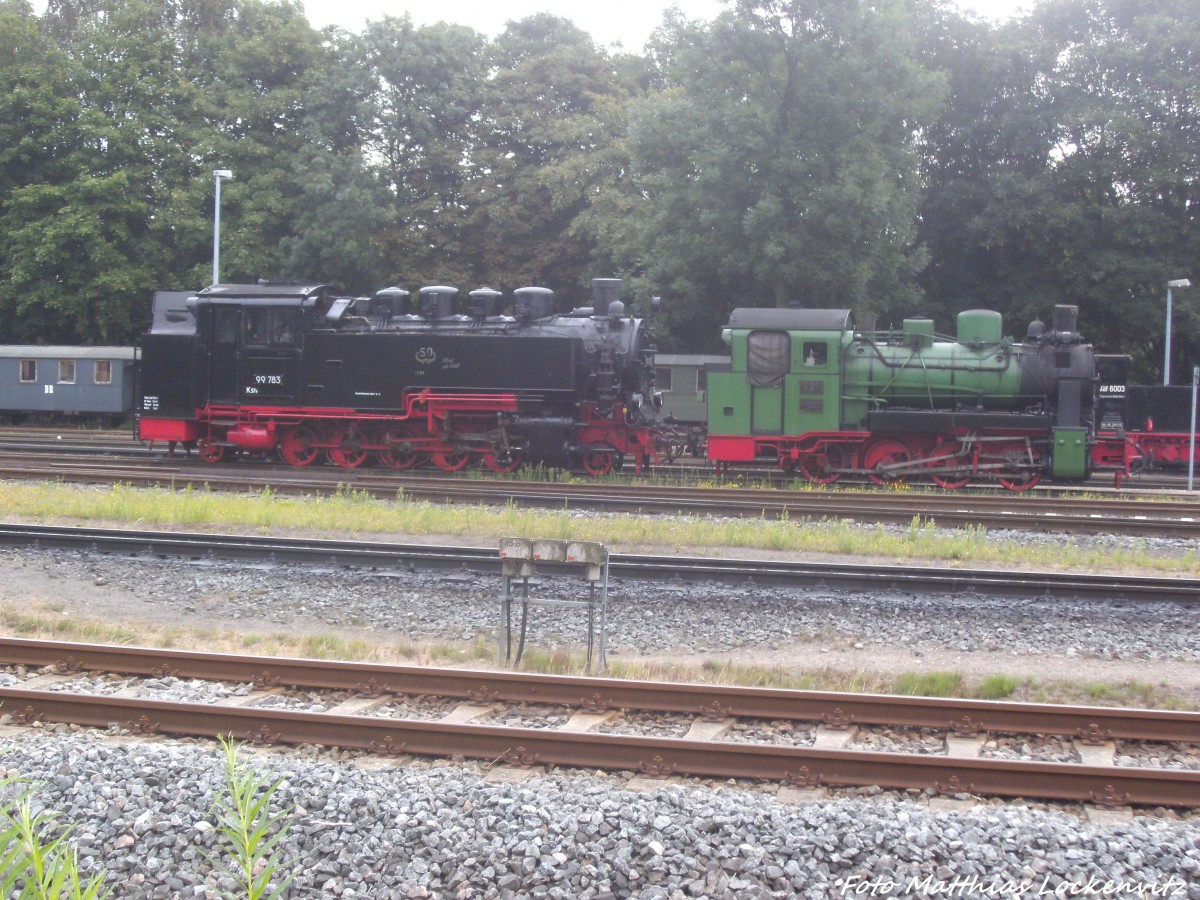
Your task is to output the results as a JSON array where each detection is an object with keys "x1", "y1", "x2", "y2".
[{"x1": 136, "y1": 279, "x2": 662, "y2": 474}]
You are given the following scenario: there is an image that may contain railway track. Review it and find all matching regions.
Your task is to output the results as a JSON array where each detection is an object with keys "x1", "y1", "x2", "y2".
[
  {"x1": 2, "y1": 449, "x2": 1200, "y2": 539},
  {"x1": 1, "y1": 521, "x2": 1196, "y2": 602},
  {"x1": 1, "y1": 638, "x2": 1197, "y2": 808}
]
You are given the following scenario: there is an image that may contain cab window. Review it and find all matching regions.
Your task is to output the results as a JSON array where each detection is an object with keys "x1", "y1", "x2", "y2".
[{"x1": 802, "y1": 342, "x2": 828, "y2": 367}]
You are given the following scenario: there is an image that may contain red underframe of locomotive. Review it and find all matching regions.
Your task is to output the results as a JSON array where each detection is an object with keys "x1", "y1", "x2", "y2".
[{"x1": 137, "y1": 389, "x2": 661, "y2": 474}]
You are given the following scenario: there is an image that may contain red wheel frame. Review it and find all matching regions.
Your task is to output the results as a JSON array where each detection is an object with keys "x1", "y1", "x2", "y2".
[
  {"x1": 279, "y1": 426, "x2": 319, "y2": 467},
  {"x1": 926, "y1": 444, "x2": 970, "y2": 490},
  {"x1": 997, "y1": 441, "x2": 1041, "y2": 492},
  {"x1": 197, "y1": 438, "x2": 226, "y2": 463},
  {"x1": 798, "y1": 444, "x2": 846, "y2": 485},
  {"x1": 863, "y1": 439, "x2": 911, "y2": 485},
  {"x1": 582, "y1": 444, "x2": 617, "y2": 477},
  {"x1": 432, "y1": 449, "x2": 472, "y2": 472},
  {"x1": 379, "y1": 427, "x2": 427, "y2": 471},
  {"x1": 327, "y1": 429, "x2": 368, "y2": 468}
]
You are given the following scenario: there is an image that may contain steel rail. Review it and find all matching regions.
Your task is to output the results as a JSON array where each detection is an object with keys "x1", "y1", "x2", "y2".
[
  {"x1": 1, "y1": 688, "x2": 1196, "y2": 807},
  {"x1": 0, "y1": 521, "x2": 1196, "y2": 602},
  {"x1": 3, "y1": 638, "x2": 1196, "y2": 743}
]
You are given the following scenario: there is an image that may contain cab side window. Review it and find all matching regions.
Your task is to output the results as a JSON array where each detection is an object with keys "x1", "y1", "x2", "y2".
[
  {"x1": 243, "y1": 308, "x2": 269, "y2": 345},
  {"x1": 214, "y1": 308, "x2": 239, "y2": 344},
  {"x1": 802, "y1": 342, "x2": 828, "y2": 367}
]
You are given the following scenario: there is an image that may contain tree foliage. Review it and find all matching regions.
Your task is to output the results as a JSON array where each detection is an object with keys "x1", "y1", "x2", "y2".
[
  {"x1": 0, "y1": 0, "x2": 1194, "y2": 370},
  {"x1": 617, "y1": 0, "x2": 944, "y2": 348}
]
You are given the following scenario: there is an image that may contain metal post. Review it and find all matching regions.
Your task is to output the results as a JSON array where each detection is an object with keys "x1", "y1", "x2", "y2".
[
  {"x1": 499, "y1": 575, "x2": 510, "y2": 664},
  {"x1": 212, "y1": 169, "x2": 232, "y2": 285},
  {"x1": 1190, "y1": 366, "x2": 1198, "y2": 491},
  {"x1": 1165, "y1": 286, "x2": 1173, "y2": 386},
  {"x1": 1166, "y1": 279, "x2": 1193, "y2": 386}
]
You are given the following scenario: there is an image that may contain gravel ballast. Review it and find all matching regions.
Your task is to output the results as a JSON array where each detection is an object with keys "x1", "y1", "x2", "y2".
[{"x1": 2, "y1": 730, "x2": 1198, "y2": 899}]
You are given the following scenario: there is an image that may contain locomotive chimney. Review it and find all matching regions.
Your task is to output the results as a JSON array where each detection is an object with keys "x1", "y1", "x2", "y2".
[
  {"x1": 1052, "y1": 304, "x2": 1079, "y2": 338},
  {"x1": 592, "y1": 278, "x2": 623, "y2": 316}
]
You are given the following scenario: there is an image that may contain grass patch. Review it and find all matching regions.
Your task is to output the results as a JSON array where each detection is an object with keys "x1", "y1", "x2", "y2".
[
  {"x1": 894, "y1": 670, "x2": 965, "y2": 697},
  {"x1": 0, "y1": 480, "x2": 1196, "y2": 574},
  {"x1": 977, "y1": 673, "x2": 1022, "y2": 700}
]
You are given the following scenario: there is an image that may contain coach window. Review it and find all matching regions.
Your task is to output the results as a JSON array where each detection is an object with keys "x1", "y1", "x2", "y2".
[
  {"x1": 747, "y1": 330, "x2": 790, "y2": 388},
  {"x1": 655, "y1": 367, "x2": 673, "y2": 392},
  {"x1": 802, "y1": 342, "x2": 828, "y2": 367},
  {"x1": 94, "y1": 360, "x2": 112, "y2": 385},
  {"x1": 696, "y1": 368, "x2": 707, "y2": 392},
  {"x1": 20, "y1": 360, "x2": 36, "y2": 383},
  {"x1": 58, "y1": 359, "x2": 76, "y2": 384}
]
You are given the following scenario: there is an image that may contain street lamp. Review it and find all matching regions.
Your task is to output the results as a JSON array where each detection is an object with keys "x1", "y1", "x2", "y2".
[
  {"x1": 212, "y1": 169, "x2": 233, "y2": 285},
  {"x1": 1164, "y1": 278, "x2": 1193, "y2": 385}
]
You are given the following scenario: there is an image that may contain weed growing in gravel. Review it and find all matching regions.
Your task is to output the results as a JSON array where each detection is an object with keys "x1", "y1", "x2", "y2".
[
  {"x1": 0, "y1": 776, "x2": 109, "y2": 899},
  {"x1": 206, "y1": 737, "x2": 295, "y2": 900}
]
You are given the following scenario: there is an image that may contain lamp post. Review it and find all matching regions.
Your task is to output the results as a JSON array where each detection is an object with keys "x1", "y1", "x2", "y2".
[
  {"x1": 1164, "y1": 278, "x2": 1192, "y2": 386},
  {"x1": 212, "y1": 168, "x2": 232, "y2": 283}
]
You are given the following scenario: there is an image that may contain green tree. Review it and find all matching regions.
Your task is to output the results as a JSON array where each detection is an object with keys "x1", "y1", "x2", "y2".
[
  {"x1": 464, "y1": 15, "x2": 650, "y2": 307},
  {"x1": 917, "y1": 0, "x2": 1200, "y2": 378},
  {"x1": 358, "y1": 15, "x2": 489, "y2": 288},
  {"x1": 619, "y1": 0, "x2": 944, "y2": 348}
]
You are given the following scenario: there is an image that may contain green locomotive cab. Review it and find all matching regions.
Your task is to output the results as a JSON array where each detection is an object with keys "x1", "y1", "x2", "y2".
[{"x1": 706, "y1": 304, "x2": 1099, "y2": 490}]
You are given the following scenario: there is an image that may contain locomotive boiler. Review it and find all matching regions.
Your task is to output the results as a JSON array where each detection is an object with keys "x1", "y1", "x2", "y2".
[
  {"x1": 136, "y1": 278, "x2": 662, "y2": 474},
  {"x1": 705, "y1": 304, "x2": 1103, "y2": 490}
]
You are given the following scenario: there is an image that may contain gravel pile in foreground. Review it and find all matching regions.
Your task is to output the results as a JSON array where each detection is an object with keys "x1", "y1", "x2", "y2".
[{"x1": 2, "y1": 730, "x2": 1198, "y2": 899}]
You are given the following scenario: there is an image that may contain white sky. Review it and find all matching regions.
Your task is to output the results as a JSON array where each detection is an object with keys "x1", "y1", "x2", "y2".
[
  {"x1": 25, "y1": 0, "x2": 1033, "y2": 51},
  {"x1": 298, "y1": 0, "x2": 1031, "y2": 50}
]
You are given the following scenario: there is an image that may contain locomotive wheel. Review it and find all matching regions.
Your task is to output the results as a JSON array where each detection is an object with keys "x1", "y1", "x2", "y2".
[
  {"x1": 482, "y1": 449, "x2": 524, "y2": 473},
  {"x1": 197, "y1": 438, "x2": 226, "y2": 464},
  {"x1": 925, "y1": 445, "x2": 970, "y2": 490},
  {"x1": 327, "y1": 429, "x2": 369, "y2": 468},
  {"x1": 996, "y1": 441, "x2": 1041, "y2": 492},
  {"x1": 798, "y1": 445, "x2": 845, "y2": 485},
  {"x1": 863, "y1": 439, "x2": 911, "y2": 485},
  {"x1": 379, "y1": 428, "x2": 427, "y2": 470},
  {"x1": 581, "y1": 444, "x2": 618, "y2": 477},
  {"x1": 279, "y1": 426, "x2": 319, "y2": 467},
  {"x1": 432, "y1": 449, "x2": 472, "y2": 472}
]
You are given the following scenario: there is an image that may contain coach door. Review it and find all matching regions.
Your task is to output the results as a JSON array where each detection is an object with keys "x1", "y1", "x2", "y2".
[{"x1": 747, "y1": 330, "x2": 788, "y2": 434}]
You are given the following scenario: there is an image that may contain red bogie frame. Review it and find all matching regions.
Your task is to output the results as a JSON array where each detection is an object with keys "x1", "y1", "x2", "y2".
[
  {"x1": 141, "y1": 390, "x2": 660, "y2": 477},
  {"x1": 707, "y1": 429, "x2": 1053, "y2": 491}
]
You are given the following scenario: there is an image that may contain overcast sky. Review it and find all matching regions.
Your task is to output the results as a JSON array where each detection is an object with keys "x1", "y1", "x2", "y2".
[
  {"x1": 24, "y1": 0, "x2": 1032, "y2": 51},
  {"x1": 298, "y1": 0, "x2": 1031, "y2": 49}
]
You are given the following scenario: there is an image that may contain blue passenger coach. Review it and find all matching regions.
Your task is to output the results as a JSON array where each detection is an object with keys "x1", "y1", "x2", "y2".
[{"x1": 0, "y1": 346, "x2": 137, "y2": 421}]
